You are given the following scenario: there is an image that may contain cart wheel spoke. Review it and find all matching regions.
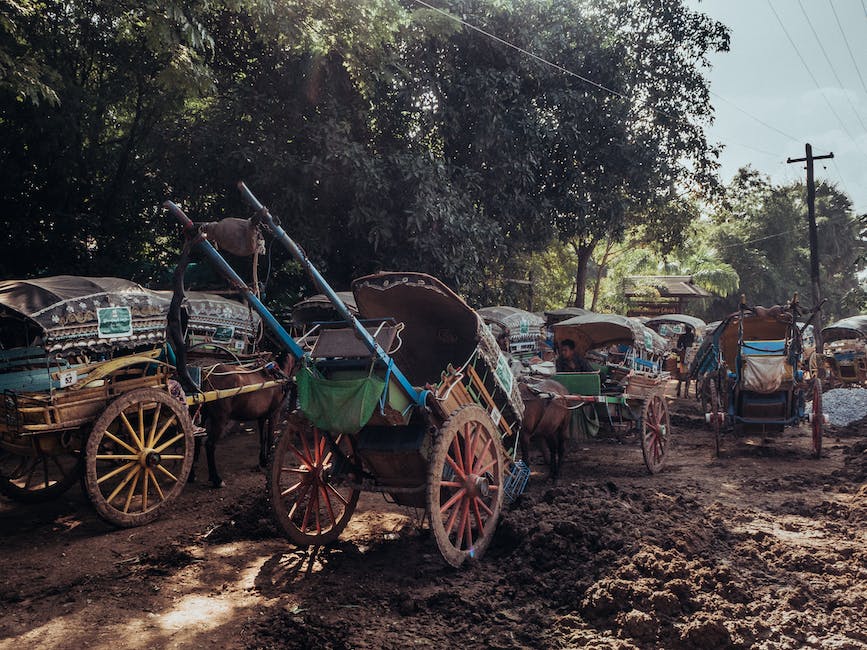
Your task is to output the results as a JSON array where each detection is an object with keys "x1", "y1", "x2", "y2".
[
  {"x1": 147, "y1": 402, "x2": 162, "y2": 448},
  {"x1": 153, "y1": 432, "x2": 184, "y2": 454},
  {"x1": 440, "y1": 487, "x2": 467, "y2": 515},
  {"x1": 472, "y1": 498, "x2": 485, "y2": 538},
  {"x1": 148, "y1": 468, "x2": 166, "y2": 501},
  {"x1": 103, "y1": 430, "x2": 138, "y2": 455},
  {"x1": 155, "y1": 463, "x2": 179, "y2": 484},
  {"x1": 119, "y1": 412, "x2": 143, "y2": 450},
  {"x1": 326, "y1": 482, "x2": 349, "y2": 506},
  {"x1": 451, "y1": 434, "x2": 465, "y2": 476},
  {"x1": 280, "y1": 480, "x2": 305, "y2": 497},
  {"x1": 123, "y1": 469, "x2": 142, "y2": 513},
  {"x1": 106, "y1": 465, "x2": 140, "y2": 505},
  {"x1": 472, "y1": 437, "x2": 493, "y2": 474},
  {"x1": 445, "y1": 454, "x2": 467, "y2": 480},
  {"x1": 142, "y1": 469, "x2": 149, "y2": 512},
  {"x1": 477, "y1": 497, "x2": 494, "y2": 517},
  {"x1": 96, "y1": 461, "x2": 136, "y2": 485},
  {"x1": 151, "y1": 413, "x2": 178, "y2": 448}
]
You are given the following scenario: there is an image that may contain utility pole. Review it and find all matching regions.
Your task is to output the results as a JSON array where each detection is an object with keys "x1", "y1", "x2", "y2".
[{"x1": 787, "y1": 143, "x2": 833, "y2": 374}]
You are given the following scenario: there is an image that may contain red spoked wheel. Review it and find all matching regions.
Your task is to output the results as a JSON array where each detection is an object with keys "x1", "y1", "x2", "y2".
[
  {"x1": 710, "y1": 380, "x2": 722, "y2": 458},
  {"x1": 267, "y1": 418, "x2": 360, "y2": 546},
  {"x1": 811, "y1": 378, "x2": 823, "y2": 459},
  {"x1": 640, "y1": 393, "x2": 670, "y2": 474},
  {"x1": 427, "y1": 404, "x2": 505, "y2": 568}
]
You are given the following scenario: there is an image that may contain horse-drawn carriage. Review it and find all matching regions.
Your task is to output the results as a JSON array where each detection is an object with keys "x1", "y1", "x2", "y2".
[
  {"x1": 699, "y1": 302, "x2": 823, "y2": 457},
  {"x1": 537, "y1": 313, "x2": 672, "y2": 474},
  {"x1": 477, "y1": 305, "x2": 547, "y2": 361},
  {"x1": 821, "y1": 316, "x2": 867, "y2": 388},
  {"x1": 0, "y1": 276, "x2": 288, "y2": 525},
  {"x1": 166, "y1": 184, "x2": 526, "y2": 566},
  {"x1": 645, "y1": 314, "x2": 706, "y2": 397}
]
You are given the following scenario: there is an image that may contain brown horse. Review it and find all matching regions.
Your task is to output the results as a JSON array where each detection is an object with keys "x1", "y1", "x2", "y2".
[
  {"x1": 518, "y1": 378, "x2": 572, "y2": 483},
  {"x1": 191, "y1": 353, "x2": 293, "y2": 488}
]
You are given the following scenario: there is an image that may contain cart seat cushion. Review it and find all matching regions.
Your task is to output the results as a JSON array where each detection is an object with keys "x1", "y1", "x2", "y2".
[
  {"x1": 742, "y1": 339, "x2": 786, "y2": 356},
  {"x1": 742, "y1": 355, "x2": 792, "y2": 393},
  {"x1": 310, "y1": 325, "x2": 398, "y2": 360},
  {"x1": 553, "y1": 371, "x2": 601, "y2": 396}
]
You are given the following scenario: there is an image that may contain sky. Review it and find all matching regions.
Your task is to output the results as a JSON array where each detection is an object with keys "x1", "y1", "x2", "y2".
[{"x1": 685, "y1": 0, "x2": 867, "y2": 215}]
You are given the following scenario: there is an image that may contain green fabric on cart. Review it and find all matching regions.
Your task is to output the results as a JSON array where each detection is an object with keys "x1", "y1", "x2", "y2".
[
  {"x1": 570, "y1": 403, "x2": 601, "y2": 438},
  {"x1": 297, "y1": 368, "x2": 386, "y2": 434}
]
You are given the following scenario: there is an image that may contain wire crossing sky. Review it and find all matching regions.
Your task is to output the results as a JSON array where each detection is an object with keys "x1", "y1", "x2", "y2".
[
  {"x1": 414, "y1": 0, "x2": 865, "y2": 215},
  {"x1": 688, "y1": 0, "x2": 866, "y2": 214}
]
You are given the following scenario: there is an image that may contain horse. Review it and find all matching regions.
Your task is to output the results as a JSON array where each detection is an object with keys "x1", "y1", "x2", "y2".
[
  {"x1": 518, "y1": 377, "x2": 572, "y2": 483},
  {"x1": 191, "y1": 352, "x2": 294, "y2": 488}
]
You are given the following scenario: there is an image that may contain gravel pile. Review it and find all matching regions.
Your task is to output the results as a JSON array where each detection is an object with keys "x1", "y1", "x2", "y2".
[{"x1": 815, "y1": 387, "x2": 867, "y2": 427}]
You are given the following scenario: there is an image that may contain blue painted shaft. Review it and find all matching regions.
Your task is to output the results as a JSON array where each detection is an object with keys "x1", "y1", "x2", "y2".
[
  {"x1": 236, "y1": 182, "x2": 425, "y2": 406},
  {"x1": 163, "y1": 201, "x2": 306, "y2": 360}
]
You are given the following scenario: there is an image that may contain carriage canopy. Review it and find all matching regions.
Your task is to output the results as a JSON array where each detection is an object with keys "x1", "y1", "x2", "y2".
[
  {"x1": 822, "y1": 315, "x2": 867, "y2": 344},
  {"x1": 552, "y1": 313, "x2": 668, "y2": 357},
  {"x1": 291, "y1": 291, "x2": 358, "y2": 328},
  {"x1": 645, "y1": 314, "x2": 706, "y2": 336},
  {"x1": 0, "y1": 276, "x2": 259, "y2": 355},
  {"x1": 351, "y1": 272, "x2": 524, "y2": 418}
]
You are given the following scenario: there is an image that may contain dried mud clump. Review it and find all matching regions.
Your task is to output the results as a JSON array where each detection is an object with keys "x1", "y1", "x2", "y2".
[{"x1": 679, "y1": 613, "x2": 733, "y2": 648}]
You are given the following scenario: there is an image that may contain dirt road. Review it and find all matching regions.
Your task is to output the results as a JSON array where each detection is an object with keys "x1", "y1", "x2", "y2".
[{"x1": 1, "y1": 396, "x2": 865, "y2": 649}]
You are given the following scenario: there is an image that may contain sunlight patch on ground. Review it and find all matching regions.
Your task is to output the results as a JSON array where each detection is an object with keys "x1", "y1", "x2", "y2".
[
  {"x1": 4, "y1": 548, "x2": 283, "y2": 650},
  {"x1": 158, "y1": 594, "x2": 234, "y2": 632},
  {"x1": 735, "y1": 514, "x2": 831, "y2": 548}
]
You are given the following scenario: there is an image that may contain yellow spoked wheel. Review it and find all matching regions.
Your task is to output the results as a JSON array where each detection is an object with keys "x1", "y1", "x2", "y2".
[
  {"x1": 427, "y1": 404, "x2": 504, "y2": 568},
  {"x1": 85, "y1": 388, "x2": 193, "y2": 527},
  {"x1": 0, "y1": 434, "x2": 82, "y2": 503}
]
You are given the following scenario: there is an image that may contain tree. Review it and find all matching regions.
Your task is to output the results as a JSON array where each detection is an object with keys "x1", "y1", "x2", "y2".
[{"x1": 710, "y1": 167, "x2": 865, "y2": 321}]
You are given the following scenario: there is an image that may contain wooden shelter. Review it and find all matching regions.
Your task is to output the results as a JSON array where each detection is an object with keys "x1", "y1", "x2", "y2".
[{"x1": 624, "y1": 275, "x2": 712, "y2": 317}]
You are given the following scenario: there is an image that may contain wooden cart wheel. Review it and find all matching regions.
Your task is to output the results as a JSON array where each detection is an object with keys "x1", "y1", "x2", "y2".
[
  {"x1": 267, "y1": 418, "x2": 360, "y2": 546},
  {"x1": 709, "y1": 380, "x2": 722, "y2": 458},
  {"x1": 640, "y1": 393, "x2": 670, "y2": 474},
  {"x1": 427, "y1": 404, "x2": 505, "y2": 568},
  {"x1": 698, "y1": 376, "x2": 709, "y2": 414},
  {"x1": 808, "y1": 352, "x2": 819, "y2": 379},
  {"x1": 811, "y1": 378, "x2": 823, "y2": 459},
  {"x1": 0, "y1": 435, "x2": 82, "y2": 503},
  {"x1": 84, "y1": 387, "x2": 194, "y2": 527}
]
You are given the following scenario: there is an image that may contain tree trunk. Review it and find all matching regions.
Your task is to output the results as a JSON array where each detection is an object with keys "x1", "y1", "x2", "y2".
[
  {"x1": 590, "y1": 240, "x2": 616, "y2": 312},
  {"x1": 571, "y1": 241, "x2": 596, "y2": 309}
]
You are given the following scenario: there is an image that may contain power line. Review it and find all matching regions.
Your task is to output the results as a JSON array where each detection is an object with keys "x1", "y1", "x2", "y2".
[
  {"x1": 797, "y1": 0, "x2": 867, "y2": 134},
  {"x1": 717, "y1": 209, "x2": 856, "y2": 250},
  {"x1": 708, "y1": 91, "x2": 801, "y2": 144},
  {"x1": 412, "y1": 1, "x2": 804, "y2": 157},
  {"x1": 767, "y1": 0, "x2": 860, "y2": 145},
  {"x1": 829, "y1": 158, "x2": 855, "y2": 203},
  {"x1": 410, "y1": 0, "x2": 632, "y2": 105},
  {"x1": 828, "y1": 0, "x2": 867, "y2": 94},
  {"x1": 409, "y1": 0, "x2": 862, "y2": 211}
]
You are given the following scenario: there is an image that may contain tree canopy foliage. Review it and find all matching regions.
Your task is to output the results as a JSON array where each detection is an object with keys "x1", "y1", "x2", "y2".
[{"x1": 0, "y1": 1, "x2": 862, "y2": 324}]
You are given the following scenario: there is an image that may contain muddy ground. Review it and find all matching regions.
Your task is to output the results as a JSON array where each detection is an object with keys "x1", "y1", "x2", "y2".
[{"x1": 1, "y1": 389, "x2": 866, "y2": 650}]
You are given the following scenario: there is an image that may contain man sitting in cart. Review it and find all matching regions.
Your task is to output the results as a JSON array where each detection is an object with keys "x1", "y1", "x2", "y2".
[{"x1": 556, "y1": 339, "x2": 594, "y2": 373}]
